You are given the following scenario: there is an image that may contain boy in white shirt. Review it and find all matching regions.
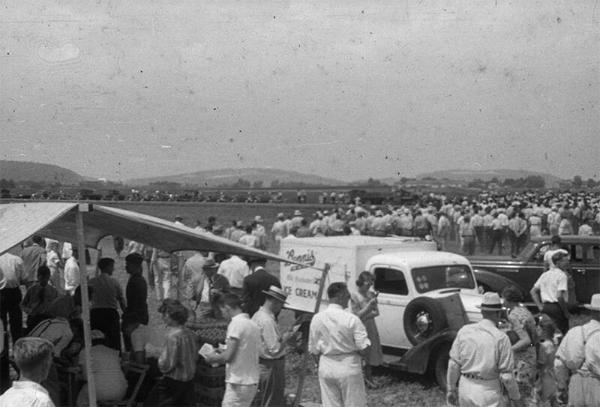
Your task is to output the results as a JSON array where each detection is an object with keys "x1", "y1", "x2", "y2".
[
  {"x1": 204, "y1": 293, "x2": 261, "y2": 407},
  {"x1": 0, "y1": 337, "x2": 55, "y2": 407}
]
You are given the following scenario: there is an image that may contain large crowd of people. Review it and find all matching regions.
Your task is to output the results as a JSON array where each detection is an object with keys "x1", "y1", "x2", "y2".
[
  {"x1": 190, "y1": 190, "x2": 600, "y2": 259},
  {"x1": 0, "y1": 189, "x2": 599, "y2": 407}
]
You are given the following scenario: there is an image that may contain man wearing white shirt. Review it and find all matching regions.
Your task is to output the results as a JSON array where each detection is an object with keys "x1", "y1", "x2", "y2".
[
  {"x1": 270, "y1": 213, "x2": 288, "y2": 242},
  {"x1": 64, "y1": 249, "x2": 80, "y2": 296},
  {"x1": 531, "y1": 250, "x2": 571, "y2": 334},
  {"x1": 218, "y1": 255, "x2": 250, "y2": 295},
  {"x1": 251, "y1": 286, "x2": 295, "y2": 407},
  {"x1": 0, "y1": 251, "x2": 25, "y2": 343},
  {"x1": 179, "y1": 252, "x2": 207, "y2": 308},
  {"x1": 309, "y1": 282, "x2": 371, "y2": 407}
]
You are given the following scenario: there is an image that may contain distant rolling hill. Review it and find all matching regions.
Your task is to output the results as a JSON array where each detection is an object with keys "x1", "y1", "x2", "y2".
[
  {"x1": 416, "y1": 169, "x2": 563, "y2": 186},
  {"x1": 378, "y1": 169, "x2": 563, "y2": 187},
  {"x1": 128, "y1": 168, "x2": 346, "y2": 187},
  {"x1": 0, "y1": 160, "x2": 84, "y2": 185}
]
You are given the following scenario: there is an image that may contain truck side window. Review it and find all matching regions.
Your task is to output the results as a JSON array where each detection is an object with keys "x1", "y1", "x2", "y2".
[
  {"x1": 373, "y1": 267, "x2": 408, "y2": 295},
  {"x1": 569, "y1": 244, "x2": 585, "y2": 263}
]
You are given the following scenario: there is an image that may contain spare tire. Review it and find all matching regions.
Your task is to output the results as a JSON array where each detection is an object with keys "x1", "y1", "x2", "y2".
[{"x1": 404, "y1": 297, "x2": 448, "y2": 345}]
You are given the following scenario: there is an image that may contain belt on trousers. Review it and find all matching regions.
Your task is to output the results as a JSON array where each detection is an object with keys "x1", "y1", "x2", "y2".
[{"x1": 462, "y1": 373, "x2": 498, "y2": 381}]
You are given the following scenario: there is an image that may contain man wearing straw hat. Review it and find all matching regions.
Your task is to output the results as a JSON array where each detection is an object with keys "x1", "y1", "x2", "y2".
[
  {"x1": 446, "y1": 292, "x2": 523, "y2": 407},
  {"x1": 554, "y1": 293, "x2": 600, "y2": 406},
  {"x1": 251, "y1": 286, "x2": 296, "y2": 407}
]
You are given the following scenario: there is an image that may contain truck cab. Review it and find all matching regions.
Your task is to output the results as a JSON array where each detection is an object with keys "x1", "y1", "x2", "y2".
[
  {"x1": 367, "y1": 252, "x2": 482, "y2": 350},
  {"x1": 279, "y1": 236, "x2": 483, "y2": 389}
]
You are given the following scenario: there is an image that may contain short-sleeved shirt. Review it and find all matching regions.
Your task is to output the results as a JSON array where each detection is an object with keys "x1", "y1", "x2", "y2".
[
  {"x1": 0, "y1": 380, "x2": 55, "y2": 407},
  {"x1": 218, "y1": 256, "x2": 250, "y2": 289},
  {"x1": 0, "y1": 253, "x2": 25, "y2": 288},
  {"x1": 308, "y1": 304, "x2": 371, "y2": 357},
  {"x1": 225, "y1": 313, "x2": 261, "y2": 385},
  {"x1": 449, "y1": 318, "x2": 514, "y2": 380},
  {"x1": 89, "y1": 273, "x2": 125, "y2": 311},
  {"x1": 555, "y1": 319, "x2": 600, "y2": 375},
  {"x1": 251, "y1": 306, "x2": 283, "y2": 359},
  {"x1": 533, "y1": 268, "x2": 568, "y2": 303}
]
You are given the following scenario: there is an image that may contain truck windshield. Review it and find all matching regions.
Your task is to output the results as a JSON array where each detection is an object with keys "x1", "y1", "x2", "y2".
[{"x1": 411, "y1": 265, "x2": 475, "y2": 293}]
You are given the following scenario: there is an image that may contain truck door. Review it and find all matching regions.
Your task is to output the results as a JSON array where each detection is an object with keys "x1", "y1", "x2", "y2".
[{"x1": 372, "y1": 266, "x2": 411, "y2": 350}]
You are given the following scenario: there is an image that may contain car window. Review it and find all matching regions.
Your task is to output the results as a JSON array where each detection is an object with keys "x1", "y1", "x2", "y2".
[
  {"x1": 411, "y1": 265, "x2": 476, "y2": 293},
  {"x1": 584, "y1": 245, "x2": 600, "y2": 264},
  {"x1": 373, "y1": 267, "x2": 408, "y2": 295},
  {"x1": 568, "y1": 244, "x2": 585, "y2": 263}
]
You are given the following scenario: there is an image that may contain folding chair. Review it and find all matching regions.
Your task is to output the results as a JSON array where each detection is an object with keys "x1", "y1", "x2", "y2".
[{"x1": 98, "y1": 361, "x2": 149, "y2": 407}]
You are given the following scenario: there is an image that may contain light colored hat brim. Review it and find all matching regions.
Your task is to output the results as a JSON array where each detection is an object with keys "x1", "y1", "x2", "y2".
[
  {"x1": 583, "y1": 304, "x2": 600, "y2": 312},
  {"x1": 262, "y1": 291, "x2": 288, "y2": 304}
]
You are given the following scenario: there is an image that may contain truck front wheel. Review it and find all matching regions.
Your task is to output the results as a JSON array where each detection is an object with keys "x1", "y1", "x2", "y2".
[{"x1": 403, "y1": 297, "x2": 448, "y2": 345}]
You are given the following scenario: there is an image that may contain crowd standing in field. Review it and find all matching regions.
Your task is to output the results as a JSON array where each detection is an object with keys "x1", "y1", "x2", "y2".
[{"x1": 0, "y1": 189, "x2": 599, "y2": 407}]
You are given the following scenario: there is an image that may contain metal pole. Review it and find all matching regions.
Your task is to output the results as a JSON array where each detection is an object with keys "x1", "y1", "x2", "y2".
[
  {"x1": 76, "y1": 205, "x2": 97, "y2": 407},
  {"x1": 292, "y1": 263, "x2": 330, "y2": 407}
]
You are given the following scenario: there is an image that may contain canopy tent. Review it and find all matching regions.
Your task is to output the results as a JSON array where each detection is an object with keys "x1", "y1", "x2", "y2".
[
  {"x1": 0, "y1": 202, "x2": 304, "y2": 407},
  {"x1": 0, "y1": 202, "x2": 296, "y2": 261}
]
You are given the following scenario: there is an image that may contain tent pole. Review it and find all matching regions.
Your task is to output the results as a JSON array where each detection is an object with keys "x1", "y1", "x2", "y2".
[
  {"x1": 76, "y1": 206, "x2": 97, "y2": 407},
  {"x1": 292, "y1": 263, "x2": 330, "y2": 407}
]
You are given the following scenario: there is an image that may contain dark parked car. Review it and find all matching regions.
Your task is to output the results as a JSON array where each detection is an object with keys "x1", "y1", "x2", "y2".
[{"x1": 470, "y1": 235, "x2": 600, "y2": 305}]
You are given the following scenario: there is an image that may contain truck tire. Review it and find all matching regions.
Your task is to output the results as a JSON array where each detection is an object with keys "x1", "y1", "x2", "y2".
[
  {"x1": 403, "y1": 297, "x2": 448, "y2": 345},
  {"x1": 430, "y1": 343, "x2": 451, "y2": 390}
]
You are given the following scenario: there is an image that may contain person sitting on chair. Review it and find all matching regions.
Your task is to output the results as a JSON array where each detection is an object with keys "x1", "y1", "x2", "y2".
[{"x1": 76, "y1": 330, "x2": 127, "y2": 407}]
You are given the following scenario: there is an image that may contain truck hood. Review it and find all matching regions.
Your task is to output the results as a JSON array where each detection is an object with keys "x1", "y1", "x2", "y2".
[{"x1": 424, "y1": 289, "x2": 483, "y2": 323}]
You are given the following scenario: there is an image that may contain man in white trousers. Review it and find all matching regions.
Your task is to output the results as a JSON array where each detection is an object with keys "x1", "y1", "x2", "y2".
[{"x1": 308, "y1": 282, "x2": 370, "y2": 407}]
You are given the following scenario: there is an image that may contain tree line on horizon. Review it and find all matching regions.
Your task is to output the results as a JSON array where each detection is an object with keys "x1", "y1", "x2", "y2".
[{"x1": 1, "y1": 175, "x2": 599, "y2": 194}]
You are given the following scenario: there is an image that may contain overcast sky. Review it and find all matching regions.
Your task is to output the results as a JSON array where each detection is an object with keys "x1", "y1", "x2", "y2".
[{"x1": 1, "y1": 0, "x2": 598, "y2": 182}]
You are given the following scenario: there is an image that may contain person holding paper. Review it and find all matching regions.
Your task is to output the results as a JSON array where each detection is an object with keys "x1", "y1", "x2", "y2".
[{"x1": 204, "y1": 293, "x2": 261, "y2": 407}]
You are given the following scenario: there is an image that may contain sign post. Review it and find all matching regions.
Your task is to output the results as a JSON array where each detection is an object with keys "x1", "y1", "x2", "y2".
[{"x1": 292, "y1": 263, "x2": 330, "y2": 407}]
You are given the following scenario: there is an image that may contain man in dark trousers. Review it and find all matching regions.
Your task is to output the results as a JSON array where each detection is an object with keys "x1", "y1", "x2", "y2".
[
  {"x1": 122, "y1": 253, "x2": 148, "y2": 351},
  {"x1": 241, "y1": 258, "x2": 281, "y2": 316}
]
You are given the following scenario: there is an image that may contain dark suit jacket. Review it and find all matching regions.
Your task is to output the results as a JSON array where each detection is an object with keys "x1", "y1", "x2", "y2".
[{"x1": 242, "y1": 267, "x2": 281, "y2": 316}]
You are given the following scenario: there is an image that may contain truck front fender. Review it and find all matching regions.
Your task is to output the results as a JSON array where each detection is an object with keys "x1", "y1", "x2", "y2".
[
  {"x1": 392, "y1": 329, "x2": 457, "y2": 375},
  {"x1": 473, "y1": 268, "x2": 526, "y2": 297}
]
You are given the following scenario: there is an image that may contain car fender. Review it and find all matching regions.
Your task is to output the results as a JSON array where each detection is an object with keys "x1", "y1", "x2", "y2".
[
  {"x1": 473, "y1": 268, "x2": 526, "y2": 296},
  {"x1": 393, "y1": 329, "x2": 457, "y2": 375}
]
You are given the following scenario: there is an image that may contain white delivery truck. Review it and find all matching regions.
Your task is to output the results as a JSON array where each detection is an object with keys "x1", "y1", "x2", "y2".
[{"x1": 279, "y1": 235, "x2": 483, "y2": 388}]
